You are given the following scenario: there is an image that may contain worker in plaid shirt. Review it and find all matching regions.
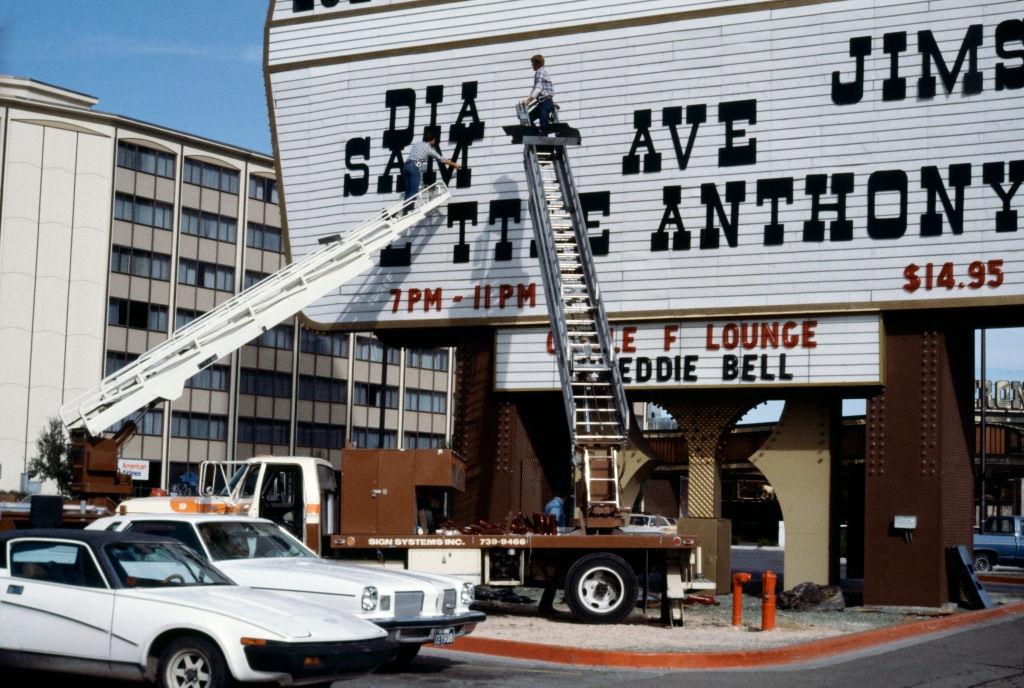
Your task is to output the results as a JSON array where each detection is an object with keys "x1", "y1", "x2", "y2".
[
  {"x1": 402, "y1": 130, "x2": 460, "y2": 201},
  {"x1": 521, "y1": 54, "x2": 555, "y2": 131}
]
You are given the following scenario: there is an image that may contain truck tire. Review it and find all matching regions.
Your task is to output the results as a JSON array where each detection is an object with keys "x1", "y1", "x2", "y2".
[
  {"x1": 156, "y1": 636, "x2": 228, "y2": 688},
  {"x1": 973, "y1": 552, "x2": 994, "y2": 573},
  {"x1": 564, "y1": 553, "x2": 637, "y2": 624}
]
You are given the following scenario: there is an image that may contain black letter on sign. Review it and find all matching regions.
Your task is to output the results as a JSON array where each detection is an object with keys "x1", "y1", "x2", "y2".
[
  {"x1": 867, "y1": 170, "x2": 909, "y2": 239},
  {"x1": 489, "y1": 198, "x2": 521, "y2": 261},
  {"x1": 448, "y1": 201, "x2": 477, "y2": 263},
  {"x1": 803, "y1": 173, "x2": 855, "y2": 242},
  {"x1": 663, "y1": 104, "x2": 706, "y2": 171},
  {"x1": 292, "y1": 0, "x2": 314, "y2": 11},
  {"x1": 699, "y1": 182, "x2": 746, "y2": 249},
  {"x1": 918, "y1": 25, "x2": 984, "y2": 98},
  {"x1": 380, "y1": 242, "x2": 411, "y2": 268},
  {"x1": 757, "y1": 177, "x2": 794, "y2": 246},
  {"x1": 622, "y1": 110, "x2": 661, "y2": 175},
  {"x1": 580, "y1": 191, "x2": 611, "y2": 256},
  {"x1": 920, "y1": 164, "x2": 971, "y2": 236},
  {"x1": 832, "y1": 36, "x2": 872, "y2": 105},
  {"x1": 378, "y1": 89, "x2": 416, "y2": 194},
  {"x1": 983, "y1": 161, "x2": 1024, "y2": 232},
  {"x1": 652, "y1": 186, "x2": 690, "y2": 252},
  {"x1": 996, "y1": 19, "x2": 1024, "y2": 91},
  {"x1": 344, "y1": 137, "x2": 370, "y2": 197},
  {"x1": 883, "y1": 32, "x2": 908, "y2": 101},
  {"x1": 718, "y1": 99, "x2": 757, "y2": 167},
  {"x1": 443, "y1": 82, "x2": 485, "y2": 189},
  {"x1": 421, "y1": 85, "x2": 445, "y2": 185}
]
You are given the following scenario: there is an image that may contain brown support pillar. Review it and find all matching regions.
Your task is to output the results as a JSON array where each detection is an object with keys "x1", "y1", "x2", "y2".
[
  {"x1": 450, "y1": 333, "x2": 499, "y2": 525},
  {"x1": 863, "y1": 320, "x2": 974, "y2": 607}
]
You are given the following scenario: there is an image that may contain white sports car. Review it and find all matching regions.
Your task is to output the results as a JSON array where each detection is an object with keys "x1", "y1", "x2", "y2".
[
  {"x1": 0, "y1": 529, "x2": 396, "y2": 687},
  {"x1": 89, "y1": 514, "x2": 485, "y2": 665}
]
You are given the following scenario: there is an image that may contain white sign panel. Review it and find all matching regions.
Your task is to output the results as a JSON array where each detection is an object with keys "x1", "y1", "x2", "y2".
[
  {"x1": 117, "y1": 459, "x2": 150, "y2": 481},
  {"x1": 267, "y1": 0, "x2": 1024, "y2": 329},
  {"x1": 494, "y1": 315, "x2": 881, "y2": 390}
]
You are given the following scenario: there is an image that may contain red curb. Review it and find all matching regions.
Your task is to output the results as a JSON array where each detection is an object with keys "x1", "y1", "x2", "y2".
[
  {"x1": 979, "y1": 574, "x2": 1024, "y2": 586},
  {"x1": 440, "y1": 601, "x2": 1024, "y2": 670}
]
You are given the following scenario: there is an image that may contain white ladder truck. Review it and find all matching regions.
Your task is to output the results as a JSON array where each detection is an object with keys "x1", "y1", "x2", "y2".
[
  {"x1": 507, "y1": 105, "x2": 631, "y2": 532},
  {"x1": 58, "y1": 183, "x2": 451, "y2": 479}
]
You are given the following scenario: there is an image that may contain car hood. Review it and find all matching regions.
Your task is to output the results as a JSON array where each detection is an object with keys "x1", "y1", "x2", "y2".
[
  {"x1": 215, "y1": 557, "x2": 460, "y2": 596},
  {"x1": 119, "y1": 585, "x2": 386, "y2": 641}
]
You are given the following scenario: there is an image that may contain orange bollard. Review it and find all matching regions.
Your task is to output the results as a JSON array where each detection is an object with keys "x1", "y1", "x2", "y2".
[
  {"x1": 761, "y1": 569, "x2": 777, "y2": 631},
  {"x1": 732, "y1": 572, "x2": 751, "y2": 626}
]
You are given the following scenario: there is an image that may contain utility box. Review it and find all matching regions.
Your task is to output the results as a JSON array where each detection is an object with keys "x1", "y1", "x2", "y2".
[{"x1": 340, "y1": 448, "x2": 466, "y2": 535}]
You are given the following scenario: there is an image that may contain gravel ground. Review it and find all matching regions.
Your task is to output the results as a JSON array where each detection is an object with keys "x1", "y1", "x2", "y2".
[{"x1": 469, "y1": 589, "x2": 1024, "y2": 653}]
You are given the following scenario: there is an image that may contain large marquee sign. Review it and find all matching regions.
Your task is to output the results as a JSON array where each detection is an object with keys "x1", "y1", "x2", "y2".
[
  {"x1": 266, "y1": 0, "x2": 1024, "y2": 329},
  {"x1": 494, "y1": 314, "x2": 882, "y2": 390}
]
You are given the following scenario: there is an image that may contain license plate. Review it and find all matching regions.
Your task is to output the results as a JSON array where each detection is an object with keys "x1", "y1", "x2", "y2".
[{"x1": 433, "y1": 627, "x2": 456, "y2": 646}]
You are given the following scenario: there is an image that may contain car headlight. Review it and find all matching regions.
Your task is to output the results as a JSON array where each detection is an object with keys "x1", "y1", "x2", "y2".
[
  {"x1": 361, "y1": 586, "x2": 379, "y2": 612},
  {"x1": 460, "y1": 582, "x2": 475, "y2": 606}
]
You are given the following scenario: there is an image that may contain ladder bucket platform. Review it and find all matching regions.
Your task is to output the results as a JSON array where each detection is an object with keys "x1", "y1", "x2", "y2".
[{"x1": 508, "y1": 104, "x2": 629, "y2": 530}]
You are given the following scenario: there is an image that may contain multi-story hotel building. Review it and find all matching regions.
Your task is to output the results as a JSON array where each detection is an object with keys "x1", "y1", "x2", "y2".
[{"x1": 0, "y1": 76, "x2": 453, "y2": 494}]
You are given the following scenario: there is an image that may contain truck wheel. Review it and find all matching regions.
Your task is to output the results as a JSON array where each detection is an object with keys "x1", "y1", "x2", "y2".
[
  {"x1": 973, "y1": 553, "x2": 993, "y2": 573},
  {"x1": 389, "y1": 644, "x2": 421, "y2": 668},
  {"x1": 564, "y1": 553, "x2": 637, "y2": 624},
  {"x1": 156, "y1": 636, "x2": 228, "y2": 688}
]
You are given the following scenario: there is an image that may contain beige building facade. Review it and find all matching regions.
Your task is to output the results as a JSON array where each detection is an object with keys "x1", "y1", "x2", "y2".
[{"x1": 0, "y1": 76, "x2": 453, "y2": 494}]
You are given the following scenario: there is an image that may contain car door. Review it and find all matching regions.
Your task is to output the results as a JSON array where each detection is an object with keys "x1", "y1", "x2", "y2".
[{"x1": 2, "y1": 539, "x2": 114, "y2": 660}]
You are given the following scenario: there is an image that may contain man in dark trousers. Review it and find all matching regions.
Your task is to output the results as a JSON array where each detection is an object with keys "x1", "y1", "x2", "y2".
[
  {"x1": 402, "y1": 129, "x2": 460, "y2": 201},
  {"x1": 522, "y1": 54, "x2": 556, "y2": 131}
]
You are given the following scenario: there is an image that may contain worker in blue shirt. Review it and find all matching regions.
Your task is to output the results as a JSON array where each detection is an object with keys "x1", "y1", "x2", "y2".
[{"x1": 544, "y1": 492, "x2": 566, "y2": 528}]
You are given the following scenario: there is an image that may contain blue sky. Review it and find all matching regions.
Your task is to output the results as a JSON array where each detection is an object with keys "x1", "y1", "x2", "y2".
[
  {"x1": 0, "y1": 0, "x2": 271, "y2": 153},
  {"x1": 2, "y1": 1, "x2": 1019, "y2": 409}
]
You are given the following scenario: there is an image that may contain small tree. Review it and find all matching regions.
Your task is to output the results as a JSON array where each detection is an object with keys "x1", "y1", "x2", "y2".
[{"x1": 27, "y1": 417, "x2": 73, "y2": 496}]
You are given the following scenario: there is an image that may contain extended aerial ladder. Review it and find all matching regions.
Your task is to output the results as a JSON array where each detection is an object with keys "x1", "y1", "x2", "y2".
[
  {"x1": 60, "y1": 183, "x2": 451, "y2": 453},
  {"x1": 506, "y1": 106, "x2": 631, "y2": 530}
]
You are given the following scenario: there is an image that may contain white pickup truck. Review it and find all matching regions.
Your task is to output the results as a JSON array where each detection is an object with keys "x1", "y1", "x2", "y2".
[{"x1": 88, "y1": 514, "x2": 484, "y2": 665}]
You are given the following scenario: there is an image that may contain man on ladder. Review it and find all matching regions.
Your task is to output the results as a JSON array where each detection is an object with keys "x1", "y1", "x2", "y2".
[{"x1": 521, "y1": 54, "x2": 556, "y2": 132}]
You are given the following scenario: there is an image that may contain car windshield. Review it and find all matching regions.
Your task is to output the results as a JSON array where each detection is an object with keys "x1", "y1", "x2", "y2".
[
  {"x1": 105, "y1": 541, "x2": 232, "y2": 588},
  {"x1": 198, "y1": 521, "x2": 314, "y2": 561}
]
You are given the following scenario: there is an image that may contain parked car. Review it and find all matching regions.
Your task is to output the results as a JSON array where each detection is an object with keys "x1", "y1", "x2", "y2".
[
  {"x1": 89, "y1": 514, "x2": 485, "y2": 665},
  {"x1": 0, "y1": 529, "x2": 396, "y2": 687},
  {"x1": 973, "y1": 515, "x2": 1024, "y2": 572},
  {"x1": 620, "y1": 513, "x2": 676, "y2": 534}
]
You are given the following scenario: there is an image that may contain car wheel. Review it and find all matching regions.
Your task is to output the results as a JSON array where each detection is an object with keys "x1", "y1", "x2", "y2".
[
  {"x1": 157, "y1": 636, "x2": 228, "y2": 688},
  {"x1": 973, "y1": 553, "x2": 993, "y2": 573},
  {"x1": 564, "y1": 553, "x2": 638, "y2": 624},
  {"x1": 388, "y1": 644, "x2": 422, "y2": 668}
]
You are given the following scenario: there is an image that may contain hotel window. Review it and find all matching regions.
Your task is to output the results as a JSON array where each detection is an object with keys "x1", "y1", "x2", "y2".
[
  {"x1": 108, "y1": 298, "x2": 168, "y2": 332},
  {"x1": 114, "y1": 193, "x2": 173, "y2": 230},
  {"x1": 239, "y1": 368, "x2": 292, "y2": 397},
  {"x1": 244, "y1": 270, "x2": 269, "y2": 289},
  {"x1": 238, "y1": 418, "x2": 289, "y2": 445},
  {"x1": 405, "y1": 389, "x2": 447, "y2": 414},
  {"x1": 353, "y1": 383, "x2": 398, "y2": 409},
  {"x1": 185, "y1": 365, "x2": 230, "y2": 392},
  {"x1": 300, "y1": 329, "x2": 348, "y2": 357},
  {"x1": 105, "y1": 351, "x2": 140, "y2": 376},
  {"x1": 110, "y1": 245, "x2": 171, "y2": 281},
  {"x1": 249, "y1": 175, "x2": 279, "y2": 204},
  {"x1": 171, "y1": 412, "x2": 228, "y2": 440},
  {"x1": 355, "y1": 336, "x2": 400, "y2": 364},
  {"x1": 177, "y1": 258, "x2": 234, "y2": 292},
  {"x1": 180, "y1": 208, "x2": 237, "y2": 243},
  {"x1": 350, "y1": 427, "x2": 397, "y2": 449},
  {"x1": 407, "y1": 347, "x2": 449, "y2": 372},
  {"x1": 246, "y1": 222, "x2": 282, "y2": 252},
  {"x1": 183, "y1": 159, "x2": 239, "y2": 194},
  {"x1": 116, "y1": 141, "x2": 175, "y2": 179},
  {"x1": 297, "y1": 423, "x2": 345, "y2": 449},
  {"x1": 175, "y1": 308, "x2": 205, "y2": 329},
  {"x1": 249, "y1": 323, "x2": 293, "y2": 350},
  {"x1": 404, "y1": 431, "x2": 445, "y2": 449},
  {"x1": 298, "y1": 375, "x2": 346, "y2": 403}
]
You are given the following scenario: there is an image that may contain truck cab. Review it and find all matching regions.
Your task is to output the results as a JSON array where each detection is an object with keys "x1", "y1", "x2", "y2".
[
  {"x1": 973, "y1": 515, "x2": 1024, "y2": 572},
  {"x1": 120, "y1": 456, "x2": 337, "y2": 553}
]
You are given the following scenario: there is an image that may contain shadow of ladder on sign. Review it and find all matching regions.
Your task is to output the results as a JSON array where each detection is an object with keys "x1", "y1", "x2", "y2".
[{"x1": 511, "y1": 103, "x2": 630, "y2": 529}]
